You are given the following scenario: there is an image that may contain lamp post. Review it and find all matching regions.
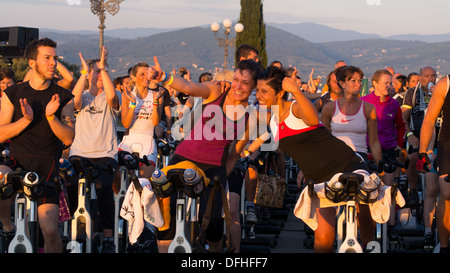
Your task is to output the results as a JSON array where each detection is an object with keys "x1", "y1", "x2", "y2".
[
  {"x1": 211, "y1": 19, "x2": 244, "y2": 70},
  {"x1": 90, "y1": 0, "x2": 123, "y2": 58}
]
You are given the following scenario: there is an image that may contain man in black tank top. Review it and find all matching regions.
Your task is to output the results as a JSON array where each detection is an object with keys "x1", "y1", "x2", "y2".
[
  {"x1": 0, "y1": 38, "x2": 74, "y2": 253},
  {"x1": 420, "y1": 74, "x2": 450, "y2": 253}
]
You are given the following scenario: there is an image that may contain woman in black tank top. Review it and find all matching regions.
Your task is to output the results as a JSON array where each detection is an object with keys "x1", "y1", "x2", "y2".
[{"x1": 245, "y1": 67, "x2": 374, "y2": 253}]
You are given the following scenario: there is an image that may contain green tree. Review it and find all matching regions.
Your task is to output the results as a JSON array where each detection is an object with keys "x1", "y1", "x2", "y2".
[
  {"x1": 0, "y1": 58, "x2": 29, "y2": 81},
  {"x1": 235, "y1": 0, "x2": 267, "y2": 67}
]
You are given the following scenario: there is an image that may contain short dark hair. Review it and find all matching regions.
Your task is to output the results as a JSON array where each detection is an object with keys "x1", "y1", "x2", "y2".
[
  {"x1": 235, "y1": 59, "x2": 263, "y2": 85},
  {"x1": 335, "y1": 65, "x2": 364, "y2": 88},
  {"x1": 235, "y1": 44, "x2": 259, "y2": 62},
  {"x1": 198, "y1": 72, "x2": 212, "y2": 83},
  {"x1": 0, "y1": 67, "x2": 15, "y2": 82},
  {"x1": 258, "y1": 66, "x2": 285, "y2": 94},
  {"x1": 25, "y1": 38, "x2": 57, "y2": 60},
  {"x1": 130, "y1": 62, "x2": 149, "y2": 76}
]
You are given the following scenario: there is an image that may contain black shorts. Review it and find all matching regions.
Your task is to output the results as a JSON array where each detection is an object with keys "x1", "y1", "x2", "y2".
[
  {"x1": 1, "y1": 155, "x2": 59, "y2": 206},
  {"x1": 227, "y1": 160, "x2": 244, "y2": 195}
]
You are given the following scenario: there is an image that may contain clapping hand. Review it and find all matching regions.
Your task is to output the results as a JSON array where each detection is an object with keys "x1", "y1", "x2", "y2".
[
  {"x1": 46, "y1": 94, "x2": 60, "y2": 117},
  {"x1": 19, "y1": 98, "x2": 33, "y2": 121}
]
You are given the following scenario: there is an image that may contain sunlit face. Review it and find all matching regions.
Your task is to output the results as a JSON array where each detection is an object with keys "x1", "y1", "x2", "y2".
[
  {"x1": 420, "y1": 67, "x2": 436, "y2": 86},
  {"x1": 339, "y1": 73, "x2": 362, "y2": 95},
  {"x1": 245, "y1": 51, "x2": 259, "y2": 63},
  {"x1": 31, "y1": 46, "x2": 57, "y2": 81},
  {"x1": 373, "y1": 74, "x2": 392, "y2": 97},
  {"x1": 121, "y1": 76, "x2": 131, "y2": 91},
  {"x1": 256, "y1": 79, "x2": 281, "y2": 107},
  {"x1": 407, "y1": 75, "x2": 420, "y2": 89},
  {"x1": 231, "y1": 69, "x2": 255, "y2": 102},
  {"x1": 393, "y1": 78, "x2": 402, "y2": 92},
  {"x1": 0, "y1": 77, "x2": 14, "y2": 92},
  {"x1": 132, "y1": 67, "x2": 149, "y2": 88},
  {"x1": 89, "y1": 61, "x2": 104, "y2": 89}
]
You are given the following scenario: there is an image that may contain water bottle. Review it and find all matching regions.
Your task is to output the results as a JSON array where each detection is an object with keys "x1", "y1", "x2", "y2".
[
  {"x1": 151, "y1": 169, "x2": 172, "y2": 197},
  {"x1": 1, "y1": 150, "x2": 9, "y2": 162},
  {"x1": 59, "y1": 158, "x2": 75, "y2": 179},
  {"x1": 183, "y1": 168, "x2": 204, "y2": 195},
  {"x1": 428, "y1": 82, "x2": 434, "y2": 95}
]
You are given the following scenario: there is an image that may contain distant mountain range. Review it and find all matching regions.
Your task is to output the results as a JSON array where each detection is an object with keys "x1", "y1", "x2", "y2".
[
  {"x1": 40, "y1": 22, "x2": 450, "y2": 81},
  {"x1": 43, "y1": 22, "x2": 450, "y2": 43}
]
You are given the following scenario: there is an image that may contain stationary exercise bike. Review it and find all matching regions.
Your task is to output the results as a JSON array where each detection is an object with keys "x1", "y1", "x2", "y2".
[
  {"x1": 65, "y1": 156, "x2": 113, "y2": 253},
  {"x1": 308, "y1": 171, "x2": 397, "y2": 253},
  {"x1": 0, "y1": 167, "x2": 44, "y2": 253},
  {"x1": 150, "y1": 162, "x2": 211, "y2": 253},
  {"x1": 115, "y1": 150, "x2": 151, "y2": 253}
]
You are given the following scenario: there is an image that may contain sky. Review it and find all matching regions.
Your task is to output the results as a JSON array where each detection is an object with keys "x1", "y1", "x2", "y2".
[{"x1": 1, "y1": 0, "x2": 450, "y2": 37}]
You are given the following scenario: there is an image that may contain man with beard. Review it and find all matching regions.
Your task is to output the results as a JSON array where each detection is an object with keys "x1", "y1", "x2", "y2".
[{"x1": 0, "y1": 38, "x2": 75, "y2": 252}]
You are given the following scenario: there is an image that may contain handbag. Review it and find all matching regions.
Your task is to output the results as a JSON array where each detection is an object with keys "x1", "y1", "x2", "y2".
[{"x1": 254, "y1": 154, "x2": 286, "y2": 209}]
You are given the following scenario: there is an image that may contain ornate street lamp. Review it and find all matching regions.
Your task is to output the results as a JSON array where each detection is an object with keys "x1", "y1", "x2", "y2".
[
  {"x1": 90, "y1": 0, "x2": 123, "y2": 58},
  {"x1": 211, "y1": 19, "x2": 244, "y2": 70}
]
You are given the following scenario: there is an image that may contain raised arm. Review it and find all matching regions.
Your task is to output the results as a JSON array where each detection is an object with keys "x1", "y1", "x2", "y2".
[
  {"x1": 149, "y1": 56, "x2": 220, "y2": 101},
  {"x1": 283, "y1": 77, "x2": 320, "y2": 126},
  {"x1": 72, "y1": 52, "x2": 89, "y2": 111},
  {"x1": 98, "y1": 46, "x2": 119, "y2": 110}
]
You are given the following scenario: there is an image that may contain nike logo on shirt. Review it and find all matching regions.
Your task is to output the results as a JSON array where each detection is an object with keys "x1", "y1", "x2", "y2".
[{"x1": 341, "y1": 118, "x2": 354, "y2": 123}]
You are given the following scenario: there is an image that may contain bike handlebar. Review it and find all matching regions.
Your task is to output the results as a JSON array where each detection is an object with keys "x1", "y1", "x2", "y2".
[{"x1": 118, "y1": 151, "x2": 150, "y2": 170}]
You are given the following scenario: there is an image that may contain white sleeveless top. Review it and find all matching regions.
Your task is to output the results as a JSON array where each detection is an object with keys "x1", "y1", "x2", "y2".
[
  {"x1": 330, "y1": 100, "x2": 368, "y2": 153},
  {"x1": 129, "y1": 88, "x2": 156, "y2": 136}
]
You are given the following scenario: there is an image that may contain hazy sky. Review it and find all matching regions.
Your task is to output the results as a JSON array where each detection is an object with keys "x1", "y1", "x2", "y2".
[{"x1": 1, "y1": 0, "x2": 449, "y2": 37}]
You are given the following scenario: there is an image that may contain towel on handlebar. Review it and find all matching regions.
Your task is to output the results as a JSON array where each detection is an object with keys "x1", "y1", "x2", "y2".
[
  {"x1": 120, "y1": 178, "x2": 164, "y2": 245},
  {"x1": 293, "y1": 170, "x2": 405, "y2": 231}
]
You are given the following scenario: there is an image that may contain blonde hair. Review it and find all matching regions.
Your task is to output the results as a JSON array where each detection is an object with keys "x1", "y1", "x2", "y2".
[{"x1": 213, "y1": 70, "x2": 234, "y2": 82}]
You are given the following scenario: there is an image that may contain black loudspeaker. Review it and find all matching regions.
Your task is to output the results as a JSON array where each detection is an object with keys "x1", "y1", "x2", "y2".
[{"x1": 0, "y1": 26, "x2": 39, "y2": 58}]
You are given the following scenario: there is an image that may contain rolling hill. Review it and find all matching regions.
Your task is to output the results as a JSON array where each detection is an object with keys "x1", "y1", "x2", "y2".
[{"x1": 40, "y1": 24, "x2": 450, "y2": 81}]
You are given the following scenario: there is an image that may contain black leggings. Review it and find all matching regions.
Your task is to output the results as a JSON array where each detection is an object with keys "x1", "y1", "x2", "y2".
[
  {"x1": 67, "y1": 156, "x2": 118, "y2": 230},
  {"x1": 156, "y1": 154, "x2": 228, "y2": 243}
]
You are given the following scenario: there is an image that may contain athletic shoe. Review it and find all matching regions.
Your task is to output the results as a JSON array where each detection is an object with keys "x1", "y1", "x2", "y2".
[
  {"x1": 246, "y1": 206, "x2": 258, "y2": 224},
  {"x1": 101, "y1": 237, "x2": 116, "y2": 253}
]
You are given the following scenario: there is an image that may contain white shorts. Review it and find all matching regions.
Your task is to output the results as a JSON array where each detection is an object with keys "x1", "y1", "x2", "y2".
[{"x1": 118, "y1": 133, "x2": 157, "y2": 166}]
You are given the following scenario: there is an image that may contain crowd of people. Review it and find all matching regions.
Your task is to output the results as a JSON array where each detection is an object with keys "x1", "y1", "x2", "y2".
[{"x1": 0, "y1": 37, "x2": 449, "y2": 254}]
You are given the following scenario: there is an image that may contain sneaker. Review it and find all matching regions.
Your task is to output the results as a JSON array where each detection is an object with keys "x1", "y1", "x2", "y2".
[
  {"x1": 100, "y1": 237, "x2": 116, "y2": 253},
  {"x1": 246, "y1": 206, "x2": 258, "y2": 224},
  {"x1": 423, "y1": 233, "x2": 435, "y2": 251},
  {"x1": 387, "y1": 225, "x2": 399, "y2": 241}
]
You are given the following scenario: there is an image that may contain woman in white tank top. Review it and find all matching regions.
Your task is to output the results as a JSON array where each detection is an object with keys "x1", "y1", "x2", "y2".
[
  {"x1": 321, "y1": 66, "x2": 382, "y2": 165},
  {"x1": 119, "y1": 63, "x2": 163, "y2": 178}
]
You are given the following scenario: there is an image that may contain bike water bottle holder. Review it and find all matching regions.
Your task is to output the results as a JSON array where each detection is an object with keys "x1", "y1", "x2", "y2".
[
  {"x1": 151, "y1": 168, "x2": 208, "y2": 199},
  {"x1": 325, "y1": 173, "x2": 380, "y2": 204}
]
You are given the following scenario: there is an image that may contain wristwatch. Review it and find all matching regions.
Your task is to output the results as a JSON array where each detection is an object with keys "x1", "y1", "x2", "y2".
[{"x1": 99, "y1": 66, "x2": 109, "y2": 72}]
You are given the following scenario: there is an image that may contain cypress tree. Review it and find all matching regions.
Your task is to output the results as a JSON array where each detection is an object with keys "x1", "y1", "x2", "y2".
[{"x1": 235, "y1": 0, "x2": 267, "y2": 67}]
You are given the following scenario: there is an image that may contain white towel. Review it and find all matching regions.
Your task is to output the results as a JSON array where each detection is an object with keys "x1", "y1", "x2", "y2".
[
  {"x1": 120, "y1": 178, "x2": 164, "y2": 245},
  {"x1": 294, "y1": 171, "x2": 406, "y2": 231}
]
